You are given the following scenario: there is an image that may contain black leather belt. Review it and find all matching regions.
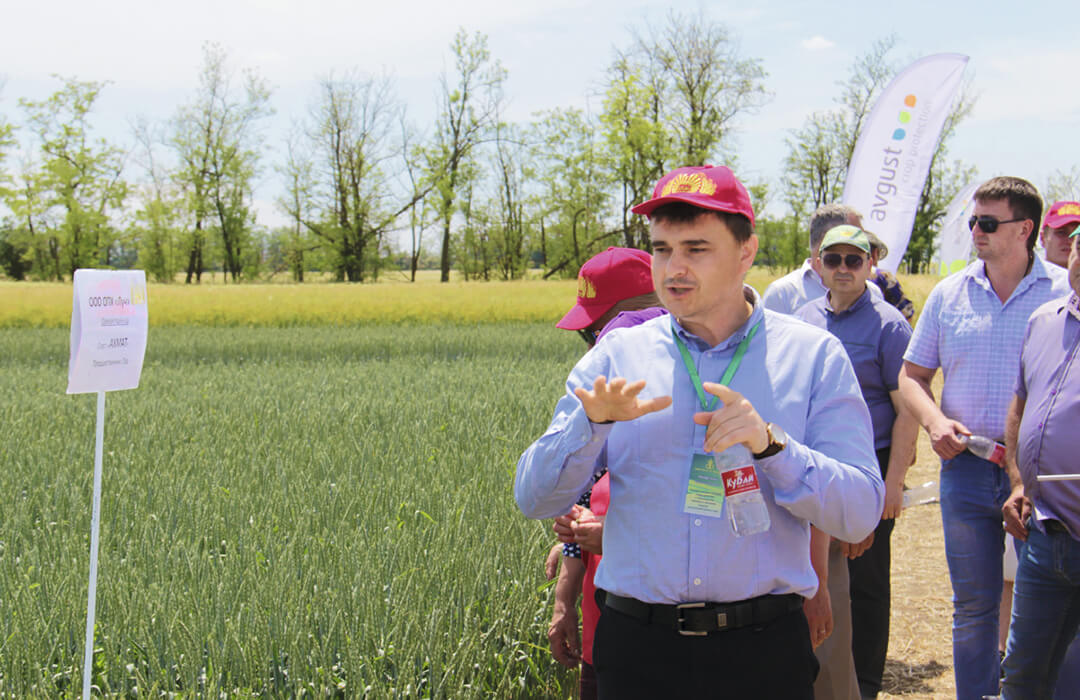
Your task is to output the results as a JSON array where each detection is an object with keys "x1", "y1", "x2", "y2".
[{"x1": 601, "y1": 590, "x2": 803, "y2": 636}]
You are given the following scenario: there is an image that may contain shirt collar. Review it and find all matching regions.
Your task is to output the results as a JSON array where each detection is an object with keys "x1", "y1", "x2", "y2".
[
  {"x1": 1028, "y1": 254, "x2": 1055, "y2": 282},
  {"x1": 1068, "y1": 293, "x2": 1080, "y2": 322},
  {"x1": 671, "y1": 286, "x2": 763, "y2": 351},
  {"x1": 824, "y1": 288, "x2": 871, "y2": 316},
  {"x1": 800, "y1": 259, "x2": 823, "y2": 286},
  {"x1": 965, "y1": 254, "x2": 1053, "y2": 295}
]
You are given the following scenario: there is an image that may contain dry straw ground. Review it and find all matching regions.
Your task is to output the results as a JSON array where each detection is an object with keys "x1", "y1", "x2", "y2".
[{"x1": 881, "y1": 420, "x2": 956, "y2": 699}]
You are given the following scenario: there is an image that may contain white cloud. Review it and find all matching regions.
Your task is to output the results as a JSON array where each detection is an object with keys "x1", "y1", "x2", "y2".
[{"x1": 800, "y1": 35, "x2": 835, "y2": 51}]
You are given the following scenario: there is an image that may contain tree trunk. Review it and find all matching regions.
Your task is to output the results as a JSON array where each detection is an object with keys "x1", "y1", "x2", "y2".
[{"x1": 439, "y1": 214, "x2": 452, "y2": 282}]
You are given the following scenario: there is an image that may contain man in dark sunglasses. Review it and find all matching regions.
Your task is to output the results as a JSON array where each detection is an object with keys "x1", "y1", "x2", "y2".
[
  {"x1": 764, "y1": 202, "x2": 912, "y2": 700},
  {"x1": 899, "y1": 176, "x2": 1070, "y2": 700},
  {"x1": 799, "y1": 225, "x2": 918, "y2": 700},
  {"x1": 763, "y1": 203, "x2": 884, "y2": 314}
]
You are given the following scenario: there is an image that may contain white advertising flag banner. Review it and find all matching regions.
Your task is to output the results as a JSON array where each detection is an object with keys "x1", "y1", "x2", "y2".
[
  {"x1": 67, "y1": 269, "x2": 149, "y2": 394},
  {"x1": 932, "y1": 181, "x2": 980, "y2": 277},
  {"x1": 842, "y1": 53, "x2": 969, "y2": 273}
]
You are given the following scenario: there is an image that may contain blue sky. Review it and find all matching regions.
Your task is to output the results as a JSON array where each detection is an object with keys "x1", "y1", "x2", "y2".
[{"x1": 2, "y1": 0, "x2": 1077, "y2": 228}]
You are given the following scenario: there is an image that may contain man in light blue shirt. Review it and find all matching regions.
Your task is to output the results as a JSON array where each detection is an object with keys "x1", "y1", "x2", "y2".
[
  {"x1": 516, "y1": 165, "x2": 884, "y2": 699},
  {"x1": 899, "y1": 176, "x2": 1070, "y2": 700}
]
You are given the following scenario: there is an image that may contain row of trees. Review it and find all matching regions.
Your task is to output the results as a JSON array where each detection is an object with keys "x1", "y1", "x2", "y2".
[{"x1": 1, "y1": 18, "x2": 1075, "y2": 283}]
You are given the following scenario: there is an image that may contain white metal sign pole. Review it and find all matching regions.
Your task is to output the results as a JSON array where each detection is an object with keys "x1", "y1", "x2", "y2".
[
  {"x1": 67, "y1": 269, "x2": 149, "y2": 699},
  {"x1": 82, "y1": 390, "x2": 106, "y2": 700},
  {"x1": 1037, "y1": 475, "x2": 1080, "y2": 482}
]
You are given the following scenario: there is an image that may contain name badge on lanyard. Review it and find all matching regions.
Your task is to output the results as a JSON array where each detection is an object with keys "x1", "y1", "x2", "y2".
[{"x1": 672, "y1": 318, "x2": 760, "y2": 518}]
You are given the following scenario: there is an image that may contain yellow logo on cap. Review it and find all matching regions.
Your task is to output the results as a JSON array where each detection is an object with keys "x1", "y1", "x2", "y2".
[
  {"x1": 661, "y1": 173, "x2": 717, "y2": 198},
  {"x1": 578, "y1": 276, "x2": 597, "y2": 299},
  {"x1": 1057, "y1": 203, "x2": 1080, "y2": 217}
]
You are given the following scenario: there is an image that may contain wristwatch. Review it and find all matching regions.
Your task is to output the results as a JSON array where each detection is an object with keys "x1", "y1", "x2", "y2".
[{"x1": 753, "y1": 423, "x2": 788, "y2": 459}]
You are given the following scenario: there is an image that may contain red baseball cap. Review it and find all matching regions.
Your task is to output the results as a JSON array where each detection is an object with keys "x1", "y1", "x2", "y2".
[
  {"x1": 1044, "y1": 201, "x2": 1080, "y2": 229},
  {"x1": 630, "y1": 165, "x2": 755, "y2": 227},
  {"x1": 556, "y1": 247, "x2": 654, "y2": 330}
]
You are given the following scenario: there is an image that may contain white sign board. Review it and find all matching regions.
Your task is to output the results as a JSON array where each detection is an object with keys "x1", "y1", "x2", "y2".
[{"x1": 67, "y1": 269, "x2": 149, "y2": 394}]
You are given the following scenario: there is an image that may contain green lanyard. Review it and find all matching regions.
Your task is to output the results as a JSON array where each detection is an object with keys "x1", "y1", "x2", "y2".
[{"x1": 671, "y1": 319, "x2": 761, "y2": 411}]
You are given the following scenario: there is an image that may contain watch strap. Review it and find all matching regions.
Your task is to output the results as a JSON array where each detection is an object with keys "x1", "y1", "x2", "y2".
[{"x1": 753, "y1": 423, "x2": 785, "y2": 459}]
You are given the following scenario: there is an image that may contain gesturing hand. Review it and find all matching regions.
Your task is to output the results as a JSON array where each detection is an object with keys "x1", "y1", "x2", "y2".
[
  {"x1": 692, "y1": 383, "x2": 769, "y2": 454},
  {"x1": 574, "y1": 376, "x2": 672, "y2": 424}
]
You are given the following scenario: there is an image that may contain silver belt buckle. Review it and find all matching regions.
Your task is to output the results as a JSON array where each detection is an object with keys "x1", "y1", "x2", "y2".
[{"x1": 676, "y1": 602, "x2": 709, "y2": 636}]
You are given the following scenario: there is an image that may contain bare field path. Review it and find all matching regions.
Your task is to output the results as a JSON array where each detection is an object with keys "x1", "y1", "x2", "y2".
[{"x1": 883, "y1": 414, "x2": 956, "y2": 699}]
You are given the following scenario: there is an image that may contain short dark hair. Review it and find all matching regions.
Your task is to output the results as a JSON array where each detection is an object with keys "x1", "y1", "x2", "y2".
[
  {"x1": 975, "y1": 176, "x2": 1043, "y2": 252},
  {"x1": 809, "y1": 203, "x2": 860, "y2": 251},
  {"x1": 648, "y1": 201, "x2": 754, "y2": 243}
]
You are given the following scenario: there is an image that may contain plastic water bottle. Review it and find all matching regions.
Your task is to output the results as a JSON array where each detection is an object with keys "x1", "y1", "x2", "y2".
[
  {"x1": 902, "y1": 481, "x2": 939, "y2": 508},
  {"x1": 719, "y1": 444, "x2": 771, "y2": 536},
  {"x1": 962, "y1": 434, "x2": 1005, "y2": 465}
]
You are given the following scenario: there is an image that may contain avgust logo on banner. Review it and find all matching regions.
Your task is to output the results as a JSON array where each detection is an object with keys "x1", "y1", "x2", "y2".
[{"x1": 843, "y1": 53, "x2": 970, "y2": 273}]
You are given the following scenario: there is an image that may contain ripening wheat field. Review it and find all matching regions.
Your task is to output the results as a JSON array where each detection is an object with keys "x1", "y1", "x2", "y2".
[{"x1": 0, "y1": 272, "x2": 954, "y2": 698}]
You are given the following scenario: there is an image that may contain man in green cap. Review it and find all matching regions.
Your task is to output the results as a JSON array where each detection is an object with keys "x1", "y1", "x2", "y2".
[{"x1": 796, "y1": 225, "x2": 918, "y2": 700}]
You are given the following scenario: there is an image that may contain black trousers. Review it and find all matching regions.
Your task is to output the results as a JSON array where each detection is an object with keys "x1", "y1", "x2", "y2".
[
  {"x1": 847, "y1": 445, "x2": 896, "y2": 697},
  {"x1": 593, "y1": 600, "x2": 818, "y2": 699},
  {"x1": 579, "y1": 661, "x2": 597, "y2": 700}
]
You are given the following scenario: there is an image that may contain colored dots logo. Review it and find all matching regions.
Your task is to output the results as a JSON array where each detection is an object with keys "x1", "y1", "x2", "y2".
[{"x1": 892, "y1": 94, "x2": 917, "y2": 140}]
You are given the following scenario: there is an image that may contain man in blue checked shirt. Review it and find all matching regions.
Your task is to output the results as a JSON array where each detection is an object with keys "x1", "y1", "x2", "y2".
[
  {"x1": 899, "y1": 176, "x2": 1070, "y2": 700},
  {"x1": 515, "y1": 164, "x2": 884, "y2": 699}
]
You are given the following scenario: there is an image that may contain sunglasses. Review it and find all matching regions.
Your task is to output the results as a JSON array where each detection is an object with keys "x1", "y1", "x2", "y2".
[
  {"x1": 967, "y1": 215, "x2": 1027, "y2": 233},
  {"x1": 821, "y1": 252, "x2": 866, "y2": 270}
]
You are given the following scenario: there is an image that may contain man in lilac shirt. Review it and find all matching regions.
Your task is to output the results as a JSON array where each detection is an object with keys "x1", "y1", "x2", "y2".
[
  {"x1": 999, "y1": 226, "x2": 1080, "y2": 699},
  {"x1": 516, "y1": 165, "x2": 883, "y2": 698},
  {"x1": 899, "y1": 176, "x2": 1070, "y2": 700}
]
